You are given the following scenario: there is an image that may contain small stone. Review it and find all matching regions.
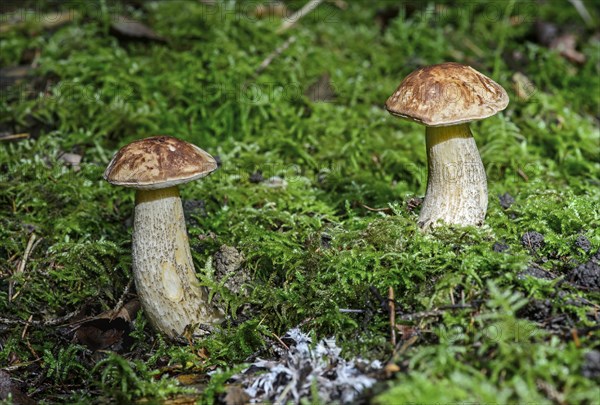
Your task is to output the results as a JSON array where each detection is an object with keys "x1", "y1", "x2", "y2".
[
  {"x1": 569, "y1": 257, "x2": 600, "y2": 290},
  {"x1": 498, "y1": 192, "x2": 515, "y2": 209},
  {"x1": 574, "y1": 235, "x2": 592, "y2": 252},
  {"x1": 517, "y1": 299, "x2": 552, "y2": 322},
  {"x1": 518, "y1": 263, "x2": 555, "y2": 280},
  {"x1": 521, "y1": 231, "x2": 545, "y2": 252}
]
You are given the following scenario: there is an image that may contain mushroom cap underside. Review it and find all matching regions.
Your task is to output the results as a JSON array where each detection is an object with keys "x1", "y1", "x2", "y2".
[
  {"x1": 385, "y1": 62, "x2": 509, "y2": 127},
  {"x1": 104, "y1": 136, "x2": 218, "y2": 189}
]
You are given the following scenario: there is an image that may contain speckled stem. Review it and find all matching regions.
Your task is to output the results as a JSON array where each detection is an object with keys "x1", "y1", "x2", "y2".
[
  {"x1": 132, "y1": 186, "x2": 222, "y2": 337},
  {"x1": 418, "y1": 124, "x2": 487, "y2": 229}
]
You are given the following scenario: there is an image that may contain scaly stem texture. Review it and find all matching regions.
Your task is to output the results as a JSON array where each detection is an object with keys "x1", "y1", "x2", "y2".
[
  {"x1": 419, "y1": 124, "x2": 488, "y2": 229},
  {"x1": 133, "y1": 186, "x2": 222, "y2": 337}
]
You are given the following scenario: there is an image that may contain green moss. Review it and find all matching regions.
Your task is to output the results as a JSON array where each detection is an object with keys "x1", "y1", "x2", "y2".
[{"x1": 1, "y1": 0, "x2": 598, "y2": 402}]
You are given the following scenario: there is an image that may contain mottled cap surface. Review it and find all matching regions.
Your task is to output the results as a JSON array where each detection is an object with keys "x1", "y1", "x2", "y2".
[
  {"x1": 386, "y1": 62, "x2": 509, "y2": 127},
  {"x1": 104, "y1": 136, "x2": 217, "y2": 190}
]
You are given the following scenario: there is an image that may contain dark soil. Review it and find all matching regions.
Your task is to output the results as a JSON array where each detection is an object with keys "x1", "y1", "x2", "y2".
[
  {"x1": 574, "y1": 235, "x2": 592, "y2": 252},
  {"x1": 492, "y1": 242, "x2": 510, "y2": 253},
  {"x1": 518, "y1": 263, "x2": 556, "y2": 280},
  {"x1": 569, "y1": 250, "x2": 600, "y2": 290},
  {"x1": 521, "y1": 231, "x2": 545, "y2": 252},
  {"x1": 498, "y1": 192, "x2": 515, "y2": 209}
]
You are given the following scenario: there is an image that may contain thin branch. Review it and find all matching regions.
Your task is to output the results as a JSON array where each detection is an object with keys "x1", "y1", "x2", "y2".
[
  {"x1": 361, "y1": 203, "x2": 391, "y2": 212},
  {"x1": 110, "y1": 279, "x2": 133, "y2": 321},
  {"x1": 277, "y1": 0, "x2": 325, "y2": 34},
  {"x1": 271, "y1": 332, "x2": 290, "y2": 351},
  {"x1": 254, "y1": 36, "x2": 296, "y2": 76},
  {"x1": 568, "y1": 0, "x2": 593, "y2": 26},
  {"x1": 388, "y1": 287, "x2": 396, "y2": 347}
]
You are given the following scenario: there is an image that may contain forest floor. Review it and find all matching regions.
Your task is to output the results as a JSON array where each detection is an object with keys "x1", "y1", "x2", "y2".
[{"x1": 1, "y1": 1, "x2": 599, "y2": 404}]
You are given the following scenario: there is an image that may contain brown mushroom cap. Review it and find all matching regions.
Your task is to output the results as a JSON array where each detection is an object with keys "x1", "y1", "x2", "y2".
[
  {"x1": 104, "y1": 136, "x2": 217, "y2": 190},
  {"x1": 385, "y1": 62, "x2": 509, "y2": 127}
]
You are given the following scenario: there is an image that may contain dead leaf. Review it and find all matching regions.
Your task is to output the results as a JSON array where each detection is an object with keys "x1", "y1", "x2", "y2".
[
  {"x1": 175, "y1": 374, "x2": 206, "y2": 386},
  {"x1": 73, "y1": 300, "x2": 140, "y2": 351},
  {"x1": 110, "y1": 16, "x2": 166, "y2": 42},
  {"x1": 305, "y1": 73, "x2": 336, "y2": 102},
  {"x1": 551, "y1": 33, "x2": 586, "y2": 64}
]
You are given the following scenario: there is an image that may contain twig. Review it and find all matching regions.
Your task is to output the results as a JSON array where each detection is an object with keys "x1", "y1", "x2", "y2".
[
  {"x1": 339, "y1": 308, "x2": 364, "y2": 313},
  {"x1": 16, "y1": 233, "x2": 37, "y2": 275},
  {"x1": 21, "y1": 314, "x2": 33, "y2": 339},
  {"x1": 396, "y1": 304, "x2": 474, "y2": 321},
  {"x1": 537, "y1": 379, "x2": 566, "y2": 405},
  {"x1": 388, "y1": 287, "x2": 396, "y2": 347},
  {"x1": 254, "y1": 36, "x2": 296, "y2": 76},
  {"x1": 369, "y1": 285, "x2": 388, "y2": 311},
  {"x1": 110, "y1": 279, "x2": 133, "y2": 321},
  {"x1": 568, "y1": 0, "x2": 593, "y2": 26},
  {"x1": 277, "y1": 0, "x2": 325, "y2": 34},
  {"x1": 361, "y1": 203, "x2": 391, "y2": 212},
  {"x1": 0, "y1": 133, "x2": 30, "y2": 142},
  {"x1": 517, "y1": 167, "x2": 529, "y2": 182},
  {"x1": 1, "y1": 359, "x2": 41, "y2": 372},
  {"x1": 271, "y1": 332, "x2": 290, "y2": 351},
  {"x1": 0, "y1": 309, "x2": 81, "y2": 327},
  {"x1": 11, "y1": 233, "x2": 41, "y2": 302}
]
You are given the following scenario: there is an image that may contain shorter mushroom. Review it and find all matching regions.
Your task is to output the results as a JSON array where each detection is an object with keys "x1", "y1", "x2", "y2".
[
  {"x1": 104, "y1": 136, "x2": 223, "y2": 337},
  {"x1": 385, "y1": 62, "x2": 509, "y2": 229}
]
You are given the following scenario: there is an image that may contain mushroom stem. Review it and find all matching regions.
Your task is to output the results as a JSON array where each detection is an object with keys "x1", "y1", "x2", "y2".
[
  {"x1": 419, "y1": 124, "x2": 488, "y2": 229},
  {"x1": 132, "y1": 186, "x2": 222, "y2": 337}
]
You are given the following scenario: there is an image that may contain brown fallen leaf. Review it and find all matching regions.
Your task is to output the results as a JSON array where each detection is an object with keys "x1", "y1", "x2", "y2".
[
  {"x1": 110, "y1": 16, "x2": 166, "y2": 42},
  {"x1": 551, "y1": 33, "x2": 586, "y2": 64},
  {"x1": 73, "y1": 300, "x2": 140, "y2": 351}
]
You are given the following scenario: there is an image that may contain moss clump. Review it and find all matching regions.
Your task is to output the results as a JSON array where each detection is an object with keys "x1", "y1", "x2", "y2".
[{"x1": 1, "y1": 1, "x2": 598, "y2": 403}]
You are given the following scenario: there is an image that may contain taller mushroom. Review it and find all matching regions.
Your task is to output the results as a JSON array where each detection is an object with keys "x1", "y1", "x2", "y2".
[
  {"x1": 385, "y1": 62, "x2": 508, "y2": 229},
  {"x1": 104, "y1": 136, "x2": 223, "y2": 337}
]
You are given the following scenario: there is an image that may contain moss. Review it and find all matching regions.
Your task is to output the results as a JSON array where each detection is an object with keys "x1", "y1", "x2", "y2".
[{"x1": 1, "y1": 0, "x2": 598, "y2": 402}]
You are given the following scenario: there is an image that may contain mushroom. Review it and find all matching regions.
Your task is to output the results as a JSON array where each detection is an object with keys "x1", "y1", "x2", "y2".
[
  {"x1": 104, "y1": 136, "x2": 223, "y2": 337},
  {"x1": 385, "y1": 62, "x2": 508, "y2": 229}
]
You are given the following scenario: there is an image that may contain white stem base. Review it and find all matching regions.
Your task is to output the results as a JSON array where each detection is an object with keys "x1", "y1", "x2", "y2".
[
  {"x1": 132, "y1": 186, "x2": 222, "y2": 337},
  {"x1": 419, "y1": 124, "x2": 488, "y2": 229}
]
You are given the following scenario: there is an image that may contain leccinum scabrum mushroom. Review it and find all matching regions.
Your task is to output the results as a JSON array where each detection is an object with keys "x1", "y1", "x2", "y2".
[
  {"x1": 385, "y1": 62, "x2": 509, "y2": 229},
  {"x1": 104, "y1": 136, "x2": 223, "y2": 337}
]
